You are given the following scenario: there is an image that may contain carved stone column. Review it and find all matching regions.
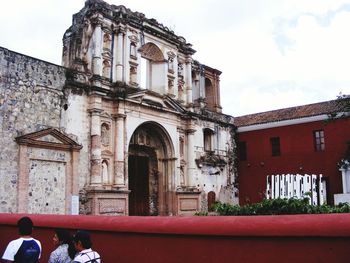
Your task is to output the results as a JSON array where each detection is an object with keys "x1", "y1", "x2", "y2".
[
  {"x1": 185, "y1": 57, "x2": 193, "y2": 108},
  {"x1": 115, "y1": 27, "x2": 125, "y2": 82},
  {"x1": 213, "y1": 74, "x2": 222, "y2": 113},
  {"x1": 199, "y1": 67, "x2": 205, "y2": 98},
  {"x1": 92, "y1": 17, "x2": 103, "y2": 76},
  {"x1": 114, "y1": 113, "x2": 126, "y2": 187},
  {"x1": 186, "y1": 128, "x2": 196, "y2": 187},
  {"x1": 90, "y1": 109, "x2": 103, "y2": 185}
]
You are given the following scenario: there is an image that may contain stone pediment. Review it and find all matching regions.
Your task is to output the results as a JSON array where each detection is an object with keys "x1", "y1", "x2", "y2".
[
  {"x1": 127, "y1": 90, "x2": 186, "y2": 114},
  {"x1": 37, "y1": 134, "x2": 62, "y2": 144},
  {"x1": 15, "y1": 128, "x2": 82, "y2": 151}
]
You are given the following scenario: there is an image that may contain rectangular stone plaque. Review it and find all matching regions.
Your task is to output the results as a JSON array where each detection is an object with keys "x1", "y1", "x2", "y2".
[{"x1": 71, "y1": 195, "x2": 79, "y2": 215}]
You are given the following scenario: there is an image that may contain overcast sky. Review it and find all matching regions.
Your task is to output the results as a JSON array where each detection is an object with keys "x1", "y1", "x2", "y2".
[{"x1": 1, "y1": 0, "x2": 350, "y2": 116}]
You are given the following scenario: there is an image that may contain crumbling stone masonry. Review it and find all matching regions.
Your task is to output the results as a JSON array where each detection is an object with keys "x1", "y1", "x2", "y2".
[{"x1": 0, "y1": 48, "x2": 66, "y2": 212}]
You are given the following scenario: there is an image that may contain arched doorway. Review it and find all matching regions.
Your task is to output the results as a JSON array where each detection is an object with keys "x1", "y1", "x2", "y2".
[{"x1": 128, "y1": 122, "x2": 175, "y2": 216}]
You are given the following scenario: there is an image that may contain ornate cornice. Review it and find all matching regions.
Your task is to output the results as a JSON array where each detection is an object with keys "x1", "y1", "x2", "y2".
[{"x1": 70, "y1": 0, "x2": 196, "y2": 55}]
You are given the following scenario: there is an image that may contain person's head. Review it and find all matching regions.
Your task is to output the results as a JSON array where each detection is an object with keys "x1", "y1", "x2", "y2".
[
  {"x1": 53, "y1": 229, "x2": 72, "y2": 247},
  {"x1": 73, "y1": 230, "x2": 92, "y2": 251},
  {"x1": 54, "y1": 229, "x2": 76, "y2": 259},
  {"x1": 17, "y1": 216, "x2": 33, "y2": 236}
]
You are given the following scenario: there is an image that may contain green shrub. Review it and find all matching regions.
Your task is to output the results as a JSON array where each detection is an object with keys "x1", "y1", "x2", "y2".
[{"x1": 213, "y1": 198, "x2": 350, "y2": 216}]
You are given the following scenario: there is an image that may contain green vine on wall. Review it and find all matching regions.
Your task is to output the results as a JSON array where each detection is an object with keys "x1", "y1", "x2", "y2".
[{"x1": 229, "y1": 125, "x2": 238, "y2": 187}]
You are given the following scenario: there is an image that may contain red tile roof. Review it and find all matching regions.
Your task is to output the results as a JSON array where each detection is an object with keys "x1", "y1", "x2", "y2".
[{"x1": 234, "y1": 99, "x2": 348, "y2": 127}]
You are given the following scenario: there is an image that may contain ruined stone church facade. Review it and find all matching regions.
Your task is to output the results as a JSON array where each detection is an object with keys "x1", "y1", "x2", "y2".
[{"x1": 0, "y1": 0, "x2": 237, "y2": 216}]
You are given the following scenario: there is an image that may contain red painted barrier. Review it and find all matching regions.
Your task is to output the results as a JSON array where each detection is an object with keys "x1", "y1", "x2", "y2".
[{"x1": 1, "y1": 213, "x2": 350, "y2": 262}]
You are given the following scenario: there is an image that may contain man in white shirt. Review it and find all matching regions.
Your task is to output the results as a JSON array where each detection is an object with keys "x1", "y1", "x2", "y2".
[
  {"x1": 73, "y1": 230, "x2": 101, "y2": 263},
  {"x1": 2, "y1": 216, "x2": 42, "y2": 263}
]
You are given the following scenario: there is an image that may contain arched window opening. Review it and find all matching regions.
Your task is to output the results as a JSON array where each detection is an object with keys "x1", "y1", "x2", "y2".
[
  {"x1": 205, "y1": 78, "x2": 215, "y2": 111},
  {"x1": 203, "y1": 128, "x2": 214, "y2": 152},
  {"x1": 138, "y1": 43, "x2": 166, "y2": 93}
]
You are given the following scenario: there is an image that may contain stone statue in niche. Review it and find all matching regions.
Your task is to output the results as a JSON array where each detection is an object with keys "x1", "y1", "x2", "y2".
[
  {"x1": 168, "y1": 57, "x2": 174, "y2": 72},
  {"x1": 101, "y1": 123, "x2": 110, "y2": 146},
  {"x1": 178, "y1": 78, "x2": 185, "y2": 102},
  {"x1": 179, "y1": 137, "x2": 184, "y2": 157},
  {"x1": 180, "y1": 165, "x2": 185, "y2": 185},
  {"x1": 81, "y1": 18, "x2": 94, "y2": 63},
  {"x1": 167, "y1": 51, "x2": 175, "y2": 73},
  {"x1": 101, "y1": 160, "x2": 109, "y2": 184},
  {"x1": 168, "y1": 78, "x2": 174, "y2": 94},
  {"x1": 102, "y1": 60, "x2": 111, "y2": 78},
  {"x1": 129, "y1": 64, "x2": 137, "y2": 84},
  {"x1": 130, "y1": 43, "x2": 137, "y2": 58},
  {"x1": 103, "y1": 33, "x2": 111, "y2": 50},
  {"x1": 178, "y1": 63, "x2": 184, "y2": 76},
  {"x1": 178, "y1": 78, "x2": 184, "y2": 91},
  {"x1": 128, "y1": 34, "x2": 139, "y2": 58}
]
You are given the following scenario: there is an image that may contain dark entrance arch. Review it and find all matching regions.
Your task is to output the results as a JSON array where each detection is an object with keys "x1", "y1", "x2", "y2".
[{"x1": 128, "y1": 122, "x2": 175, "y2": 216}]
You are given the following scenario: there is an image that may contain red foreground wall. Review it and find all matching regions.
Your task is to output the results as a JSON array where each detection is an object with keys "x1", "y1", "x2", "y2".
[{"x1": 1, "y1": 213, "x2": 350, "y2": 263}]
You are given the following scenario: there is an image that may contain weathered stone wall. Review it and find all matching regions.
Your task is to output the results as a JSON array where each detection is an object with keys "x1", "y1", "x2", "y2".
[
  {"x1": 0, "y1": 47, "x2": 66, "y2": 212},
  {"x1": 27, "y1": 148, "x2": 69, "y2": 214}
]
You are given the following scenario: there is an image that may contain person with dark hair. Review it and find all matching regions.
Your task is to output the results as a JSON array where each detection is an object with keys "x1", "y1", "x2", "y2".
[
  {"x1": 48, "y1": 229, "x2": 76, "y2": 263},
  {"x1": 2, "y1": 216, "x2": 41, "y2": 263},
  {"x1": 72, "y1": 231, "x2": 100, "y2": 263}
]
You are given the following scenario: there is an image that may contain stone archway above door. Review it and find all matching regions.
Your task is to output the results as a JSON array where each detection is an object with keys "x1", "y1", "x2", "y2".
[{"x1": 128, "y1": 121, "x2": 175, "y2": 216}]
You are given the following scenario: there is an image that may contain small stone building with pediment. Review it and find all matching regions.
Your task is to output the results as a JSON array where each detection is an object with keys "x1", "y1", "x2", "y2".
[
  {"x1": 0, "y1": 0, "x2": 237, "y2": 215},
  {"x1": 15, "y1": 128, "x2": 82, "y2": 214}
]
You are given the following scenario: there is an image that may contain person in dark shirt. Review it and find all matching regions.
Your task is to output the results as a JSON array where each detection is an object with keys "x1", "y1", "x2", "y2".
[{"x1": 2, "y1": 216, "x2": 42, "y2": 263}]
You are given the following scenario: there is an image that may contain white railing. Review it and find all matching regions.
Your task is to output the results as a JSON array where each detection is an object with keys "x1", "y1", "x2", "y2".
[{"x1": 266, "y1": 174, "x2": 327, "y2": 205}]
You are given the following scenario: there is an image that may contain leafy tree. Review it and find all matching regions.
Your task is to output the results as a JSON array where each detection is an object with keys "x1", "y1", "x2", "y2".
[
  {"x1": 328, "y1": 94, "x2": 350, "y2": 168},
  {"x1": 328, "y1": 94, "x2": 350, "y2": 119}
]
